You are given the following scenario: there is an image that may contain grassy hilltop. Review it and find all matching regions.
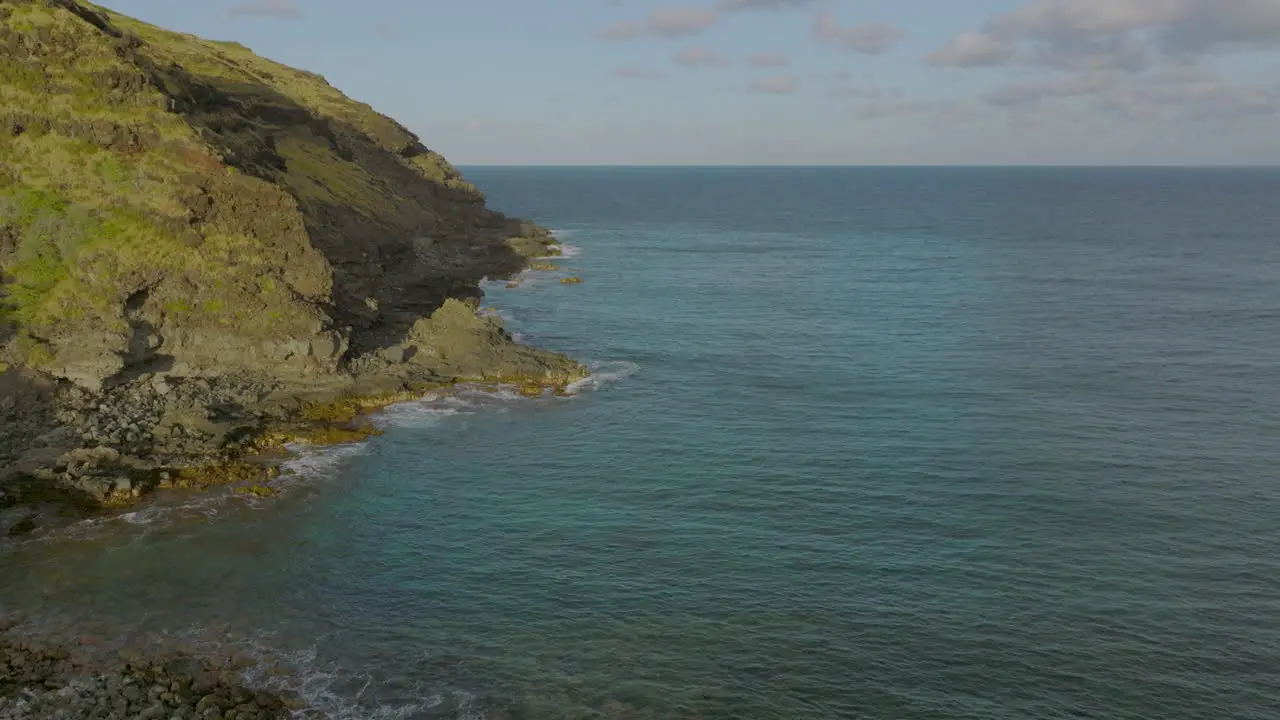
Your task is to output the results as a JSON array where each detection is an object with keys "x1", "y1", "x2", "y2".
[{"x1": 0, "y1": 0, "x2": 560, "y2": 390}]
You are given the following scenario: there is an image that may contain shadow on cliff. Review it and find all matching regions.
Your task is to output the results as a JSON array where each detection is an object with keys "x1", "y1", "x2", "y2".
[
  {"x1": 106, "y1": 287, "x2": 174, "y2": 386},
  {"x1": 0, "y1": 364, "x2": 64, "y2": 508},
  {"x1": 134, "y1": 57, "x2": 531, "y2": 357},
  {"x1": 0, "y1": 310, "x2": 11, "y2": 355}
]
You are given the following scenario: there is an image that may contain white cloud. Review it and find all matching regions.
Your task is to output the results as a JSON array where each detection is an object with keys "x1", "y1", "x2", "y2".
[
  {"x1": 979, "y1": 66, "x2": 1280, "y2": 124},
  {"x1": 813, "y1": 11, "x2": 905, "y2": 54},
  {"x1": 749, "y1": 74, "x2": 799, "y2": 94},
  {"x1": 649, "y1": 7, "x2": 719, "y2": 36},
  {"x1": 981, "y1": 73, "x2": 1110, "y2": 106},
  {"x1": 924, "y1": 0, "x2": 1280, "y2": 126},
  {"x1": 673, "y1": 45, "x2": 731, "y2": 67},
  {"x1": 928, "y1": 0, "x2": 1280, "y2": 69},
  {"x1": 598, "y1": 6, "x2": 718, "y2": 39},
  {"x1": 988, "y1": 0, "x2": 1186, "y2": 38},
  {"x1": 925, "y1": 32, "x2": 1016, "y2": 67},
  {"x1": 1163, "y1": 0, "x2": 1280, "y2": 54}
]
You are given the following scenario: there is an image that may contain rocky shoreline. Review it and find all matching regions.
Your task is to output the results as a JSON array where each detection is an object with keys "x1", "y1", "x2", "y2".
[
  {"x1": 1, "y1": 617, "x2": 294, "y2": 720},
  {"x1": 0, "y1": 248, "x2": 585, "y2": 538}
]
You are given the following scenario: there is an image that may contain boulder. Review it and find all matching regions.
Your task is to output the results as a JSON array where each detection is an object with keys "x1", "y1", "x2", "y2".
[{"x1": 401, "y1": 299, "x2": 584, "y2": 383}]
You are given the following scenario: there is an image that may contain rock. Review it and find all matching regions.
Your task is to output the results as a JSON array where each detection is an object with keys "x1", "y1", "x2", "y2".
[
  {"x1": 13, "y1": 446, "x2": 69, "y2": 475},
  {"x1": 42, "y1": 337, "x2": 127, "y2": 392},
  {"x1": 233, "y1": 484, "x2": 278, "y2": 499},
  {"x1": 397, "y1": 299, "x2": 583, "y2": 384},
  {"x1": 505, "y1": 232, "x2": 561, "y2": 258},
  {"x1": 61, "y1": 446, "x2": 122, "y2": 470},
  {"x1": 152, "y1": 376, "x2": 172, "y2": 395},
  {"x1": 7, "y1": 513, "x2": 39, "y2": 536},
  {"x1": 306, "y1": 332, "x2": 347, "y2": 364},
  {"x1": 33, "y1": 425, "x2": 81, "y2": 449},
  {"x1": 377, "y1": 345, "x2": 413, "y2": 364}
]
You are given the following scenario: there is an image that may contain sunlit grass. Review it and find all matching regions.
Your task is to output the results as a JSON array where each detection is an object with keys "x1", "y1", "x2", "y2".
[{"x1": 0, "y1": 0, "x2": 494, "y2": 370}]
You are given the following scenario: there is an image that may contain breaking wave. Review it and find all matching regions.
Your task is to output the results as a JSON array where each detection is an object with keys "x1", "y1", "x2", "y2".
[{"x1": 565, "y1": 360, "x2": 640, "y2": 394}]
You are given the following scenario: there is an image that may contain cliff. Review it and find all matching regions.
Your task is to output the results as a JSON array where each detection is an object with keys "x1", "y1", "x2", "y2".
[{"x1": 0, "y1": 0, "x2": 581, "y2": 523}]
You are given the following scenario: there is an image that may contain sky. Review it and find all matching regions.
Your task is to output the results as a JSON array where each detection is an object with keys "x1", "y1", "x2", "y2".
[{"x1": 101, "y1": 0, "x2": 1280, "y2": 165}]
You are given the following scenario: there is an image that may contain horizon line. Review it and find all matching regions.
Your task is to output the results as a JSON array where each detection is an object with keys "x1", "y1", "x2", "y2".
[{"x1": 458, "y1": 163, "x2": 1280, "y2": 169}]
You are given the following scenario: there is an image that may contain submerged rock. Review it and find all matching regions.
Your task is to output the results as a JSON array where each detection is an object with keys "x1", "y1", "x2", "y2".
[{"x1": 5, "y1": 514, "x2": 36, "y2": 537}]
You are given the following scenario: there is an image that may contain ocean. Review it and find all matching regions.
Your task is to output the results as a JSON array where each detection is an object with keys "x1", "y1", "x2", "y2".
[{"x1": 3, "y1": 167, "x2": 1280, "y2": 719}]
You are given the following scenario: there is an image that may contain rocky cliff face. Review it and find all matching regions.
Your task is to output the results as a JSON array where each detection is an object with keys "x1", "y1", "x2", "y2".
[{"x1": 0, "y1": 0, "x2": 582, "y2": 523}]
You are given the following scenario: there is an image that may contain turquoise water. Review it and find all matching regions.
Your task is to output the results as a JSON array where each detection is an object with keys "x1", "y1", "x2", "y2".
[{"x1": 4, "y1": 168, "x2": 1280, "y2": 718}]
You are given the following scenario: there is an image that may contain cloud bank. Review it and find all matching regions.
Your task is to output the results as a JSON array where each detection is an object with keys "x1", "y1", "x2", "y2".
[{"x1": 925, "y1": 0, "x2": 1280, "y2": 124}]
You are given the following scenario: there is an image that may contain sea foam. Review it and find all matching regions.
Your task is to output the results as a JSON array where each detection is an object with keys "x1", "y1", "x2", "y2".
[{"x1": 566, "y1": 360, "x2": 640, "y2": 394}]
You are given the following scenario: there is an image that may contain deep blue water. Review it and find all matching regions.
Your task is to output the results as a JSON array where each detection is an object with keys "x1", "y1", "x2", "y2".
[{"x1": 5, "y1": 167, "x2": 1280, "y2": 719}]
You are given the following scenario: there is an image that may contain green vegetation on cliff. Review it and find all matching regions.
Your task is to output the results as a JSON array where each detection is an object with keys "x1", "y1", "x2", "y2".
[
  {"x1": 0, "y1": 0, "x2": 551, "y2": 389},
  {"x1": 1, "y1": 0, "x2": 322, "y2": 339}
]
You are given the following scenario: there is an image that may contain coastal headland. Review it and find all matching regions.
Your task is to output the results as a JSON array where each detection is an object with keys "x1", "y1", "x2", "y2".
[
  {"x1": 0, "y1": 0, "x2": 584, "y2": 532},
  {"x1": 1, "y1": 1, "x2": 588, "y2": 711}
]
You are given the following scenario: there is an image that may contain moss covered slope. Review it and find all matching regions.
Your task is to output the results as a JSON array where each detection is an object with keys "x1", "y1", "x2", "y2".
[{"x1": 0, "y1": 0, "x2": 561, "y2": 390}]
